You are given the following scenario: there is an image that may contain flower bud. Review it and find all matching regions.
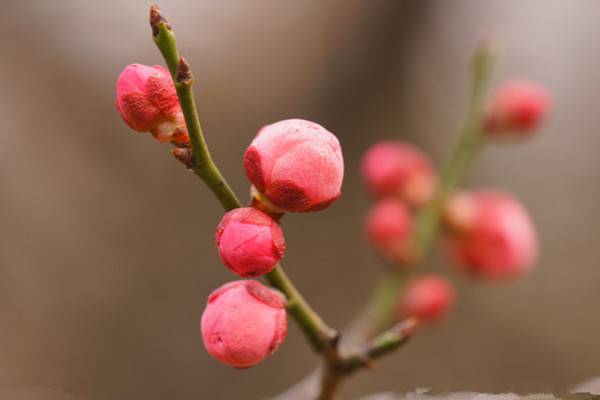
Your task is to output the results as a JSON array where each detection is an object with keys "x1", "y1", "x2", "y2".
[
  {"x1": 244, "y1": 119, "x2": 344, "y2": 212},
  {"x1": 216, "y1": 207, "x2": 285, "y2": 277},
  {"x1": 485, "y1": 79, "x2": 551, "y2": 135},
  {"x1": 364, "y1": 198, "x2": 414, "y2": 264},
  {"x1": 115, "y1": 63, "x2": 189, "y2": 144},
  {"x1": 398, "y1": 274, "x2": 455, "y2": 323},
  {"x1": 443, "y1": 190, "x2": 537, "y2": 280},
  {"x1": 201, "y1": 280, "x2": 287, "y2": 368},
  {"x1": 361, "y1": 141, "x2": 436, "y2": 207}
]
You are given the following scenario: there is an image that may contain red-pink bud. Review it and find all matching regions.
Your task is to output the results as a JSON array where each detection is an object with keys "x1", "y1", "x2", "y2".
[
  {"x1": 443, "y1": 190, "x2": 538, "y2": 281},
  {"x1": 485, "y1": 79, "x2": 551, "y2": 135},
  {"x1": 215, "y1": 208, "x2": 285, "y2": 277},
  {"x1": 361, "y1": 141, "x2": 436, "y2": 207},
  {"x1": 201, "y1": 280, "x2": 287, "y2": 368},
  {"x1": 244, "y1": 119, "x2": 344, "y2": 212},
  {"x1": 365, "y1": 198, "x2": 414, "y2": 264},
  {"x1": 398, "y1": 274, "x2": 455, "y2": 323},
  {"x1": 115, "y1": 64, "x2": 189, "y2": 144}
]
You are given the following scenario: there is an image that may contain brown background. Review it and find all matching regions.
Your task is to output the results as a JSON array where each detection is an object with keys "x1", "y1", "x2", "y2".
[{"x1": 1, "y1": 0, "x2": 599, "y2": 399}]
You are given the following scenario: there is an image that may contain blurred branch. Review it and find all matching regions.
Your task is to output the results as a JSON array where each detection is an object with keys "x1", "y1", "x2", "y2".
[
  {"x1": 274, "y1": 39, "x2": 497, "y2": 400},
  {"x1": 339, "y1": 317, "x2": 418, "y2": 374},
  {"x1": 412, "y1": 38, "x2": 496, "y2": 258}
]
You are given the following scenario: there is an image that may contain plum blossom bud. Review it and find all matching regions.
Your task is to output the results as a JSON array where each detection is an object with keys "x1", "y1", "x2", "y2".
[
  {"x1": 201, "y1": 280, "x2": 287, "y2": 368},
  {"x1": 398, "y1": 274, "x2": 455, "y2": 323},
  {"x1": 365, "y1": 198, "x2": 414, "y2": 264},
  {"x1": 443, "y1": 190, "x2": 537, "y2": 281},
  {"x1": 244, "y1": 119, "x2": 344, "y2": 213},
  {"x1": 361, "y1": 141, "x2": 436, "y2": 207},
  {"x1": 216, "y1": 208, "x2": 285, "y2": 277},
  {"x1": 116, "y1": 63, "x2": 189, "y2": 144},
  {"x1": 485, "y1": 79, "x2": 551, "y2": 135}
]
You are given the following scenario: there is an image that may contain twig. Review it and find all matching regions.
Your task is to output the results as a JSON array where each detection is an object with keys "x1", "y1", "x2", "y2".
[{"x1": 150, "y1": 4, "x2": 338, "y2": 355}]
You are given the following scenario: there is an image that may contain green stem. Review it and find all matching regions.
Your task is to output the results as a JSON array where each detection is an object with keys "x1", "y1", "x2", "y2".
[
  {"x1": 413, "y1": 41, "x2": 496, "y2": 258},
  {"x1": 153, "y1": 18, "x2": 240, "y2": 211},
  {"x1": 150, "y1": 5, "x2": 336, "y2": 353},
  {"x1": 339, "y1": 318, "x2": 418, "y2": 374},
  {"x1": 361, "y1": 40, "x2": 496, "y2": 337},
  {"x1": 364, "y1": 272, "x2": 406, "y2": 335},
  {"x1": 266, "y1": 264, "x2": 338, "y2": 353}
]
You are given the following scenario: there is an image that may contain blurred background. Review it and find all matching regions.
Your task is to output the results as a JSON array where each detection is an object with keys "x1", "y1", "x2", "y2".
[{"x1": 1, "y1": 0, "x2": 599, "y2": 399}]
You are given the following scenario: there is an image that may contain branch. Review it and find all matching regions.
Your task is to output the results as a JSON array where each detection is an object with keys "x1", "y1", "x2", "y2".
[
  {"x1": 412, "y1": 38, "x2": 497, "y2": 259},
  {"x1": 317, "y1": 319, "x2": 418, "y2": 400},
  {"x1": 149, "y1": 4, "x2": 337, "y2": 354},
  {"x1": 340, "y1": 317, "x2": 418, "y2": 374}
]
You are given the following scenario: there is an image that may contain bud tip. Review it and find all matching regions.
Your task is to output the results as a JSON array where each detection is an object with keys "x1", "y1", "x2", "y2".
[
  {"x1": 176, "y1": 57, "x2": 192, "y2": 85},
  {"x1": 150, "y1": 4, "x2": 171, "y2": 36}
]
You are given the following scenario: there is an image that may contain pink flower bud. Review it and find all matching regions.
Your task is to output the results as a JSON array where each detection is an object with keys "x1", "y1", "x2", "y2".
[
  {"x1": 201, "y1": 280, "x2": 287, "y2": 368},
  {"x1": 215, "y1": 207, "x2": 285, "y2": 277},
  {"x1": 485, "y1": 79, "x2": 551, "y2": 135},
  {"x1": 244, "y1": 119, "x2": 344, "y2": 212},
  {"x1": 116, "y1": 63, "x2": 189, "y2": 144},
  {"x1": 365, "y1": 198, "x2": 414, "y2": 264},
  {"x1": 398, "y1": 274, "x2": 455, "y2": 323},
  {"x1": 361, "y1": 141, "x2": 436, "y2": 207},
  {"x1": 443, "y1": 190, "x2": 538, "y2": 281}
]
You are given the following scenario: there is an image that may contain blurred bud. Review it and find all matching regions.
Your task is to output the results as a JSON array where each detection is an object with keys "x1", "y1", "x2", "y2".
[
  {"x1": 244, "y1": 119, "x2": 344, "y2": 212},
  {"x1": 485, "y1": 79, "x2": 551, "y2": 135},
  {"x1": 201, "y1": 280, "x2": 287, "y2": 368},
  {"x1": 216, "y1": 207, "x2": 285, "y2": 277},
  {"x1": 361, "y1": 141, "x2": 437, "y2": 207},
  {"x1": 398, "y1": 274, "x2": 455, "y2": 323},
  {"x1": 115, "y1": 64, "x2": 189, "y2": 144},
  {"x1": 365, "y1": 198, "x2": 414, "y2": 264},
  {"x1": 443, "y1": 190, "x2": 538, "y2": 281}
]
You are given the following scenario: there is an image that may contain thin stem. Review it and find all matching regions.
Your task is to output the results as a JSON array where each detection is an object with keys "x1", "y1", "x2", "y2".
[
  {"x1": 339, "y1": 318, "x2": 418, "y2": 374},
  {"x1": 413, "y1": 40, "x2": 496, "y2": 259},
  {"x1": 152, "y1": 10, "x2": 239, "y2": 211},
  {"x1": 266, "y1": 264, "x2": 338, "y2": 353},
  {"x1": 361, "y1": 271, "x2": 406, "y2": 338},
  {"x1": 356, "y1": 40, "x2": 497, "y2": 340},
  {"x1": 150, "y1": 5, "x2": 337, "y2": 354},
  {"x1": 316, "y1": 318, "x2": 418, "y2": 400}
]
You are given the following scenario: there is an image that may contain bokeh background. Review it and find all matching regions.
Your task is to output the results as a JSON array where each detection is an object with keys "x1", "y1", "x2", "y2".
[{"x1": 1, "y1": 0, "x2": 599, "y2": 399}]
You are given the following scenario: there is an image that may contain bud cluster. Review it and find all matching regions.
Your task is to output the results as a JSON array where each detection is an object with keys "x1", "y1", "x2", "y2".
[
  {"x1": 207, "y1": 119, "x2": 344, "y2": 367},
  {"x1": 361, "y1": 79, "x2": 550, "y2": 324},
  {"x1": 116, "y1": 60, "x2": 346, "y2": 368}
]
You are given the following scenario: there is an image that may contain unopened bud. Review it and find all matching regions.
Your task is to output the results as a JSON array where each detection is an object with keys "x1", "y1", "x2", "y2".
[
  {"x1": 201, "y1": 280, "x2": 287, "y2": 368},
  {"x1": 244, "y1": 119, "x2": 344, "y2": 212},
  {"x1": 216, "y1": 207, "x2": 285, "y2": 277},
  {"x1": 485, "y1": 79, "x2": 551, "y2": 136},
  {"x1": 398, "y1": 274, "x2": 455, "y2": 323},
  {"x1": 443, "y1": 190, "x2": 538, "y2": 281},
  {"x1": 115, "y1": 63, "x2": 189, "y2": 145},
  {"x1": 365, "y1": 198, "x2": 415, "y2": 264},
  {"x1": 361, "y1": 141, "x2": 437, "y2": 207}
]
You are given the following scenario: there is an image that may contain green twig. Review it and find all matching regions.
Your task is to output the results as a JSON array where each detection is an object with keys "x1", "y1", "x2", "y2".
[
  {"x1": 150, "y1": 4, "x2": 337, "y2": 354},
  {"x1": 317, "y1": 318, "x2": 418, "y2": 400},
  {"x1": 339, "y1": 317, "x2": 418, "y2": 374},
  {"x1": 312, "y1": 41, "x2": 497, "y2": 400},
  {"x1": 413, "y1": 39, "x2": 496, "y2": 259}
]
